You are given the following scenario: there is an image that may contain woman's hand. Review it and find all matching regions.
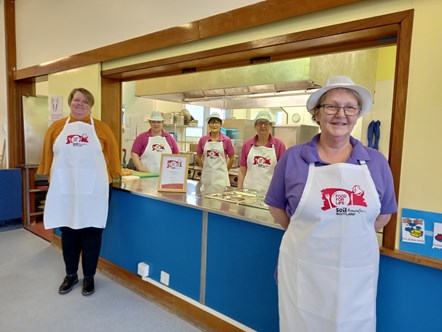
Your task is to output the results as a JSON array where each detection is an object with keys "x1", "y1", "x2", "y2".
[{"x1": 269, "y1": 206, "x2": 290, "y2": 230}]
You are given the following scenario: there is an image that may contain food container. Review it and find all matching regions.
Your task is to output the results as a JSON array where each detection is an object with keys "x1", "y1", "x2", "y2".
[
  {"x1": 174, "y1": 113, "x2": 184, "y2": 125},
  {"x1": 162, "y1": 112, "x2": 174, "y2": 124}
]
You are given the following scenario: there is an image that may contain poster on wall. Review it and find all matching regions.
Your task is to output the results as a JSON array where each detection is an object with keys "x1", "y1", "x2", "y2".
[
  {"x1": 433, "y1": 223, "x2": 442, "y2": 250},
  {"x1": 400, "y1": 208, "x2": 442, "y2": 259},
  {"x1": 402, "y1": 217, "x2": 425, "y2": 244},
  {"x1": 50, "y1": 96, "x2": 63, "y2": 123}
]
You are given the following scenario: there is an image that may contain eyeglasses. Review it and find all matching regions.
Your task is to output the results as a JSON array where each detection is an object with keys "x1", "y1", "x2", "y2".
[
  {"x1": 209, "y1": 120, "x2": 222, "y2": 125},
  {"x1": 256, "y1": 121, "x2": 271, "y2": 126},
  {"x1": 319, "y1": 104, "x2": 361, "y2": 116}
]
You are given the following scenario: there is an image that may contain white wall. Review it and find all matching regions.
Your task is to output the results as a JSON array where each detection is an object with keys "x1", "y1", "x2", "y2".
[{"x1": 14, "y1": 0, "x2": 261, "y2": 69}]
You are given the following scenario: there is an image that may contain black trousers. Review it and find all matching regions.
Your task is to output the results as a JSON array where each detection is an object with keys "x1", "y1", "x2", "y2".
[
  {"x1": 60, "y1": 226, "x2": 103, "y2": 277},
  {"x1": 60, "y1": 184, "x2": 112, "y2": 277}
]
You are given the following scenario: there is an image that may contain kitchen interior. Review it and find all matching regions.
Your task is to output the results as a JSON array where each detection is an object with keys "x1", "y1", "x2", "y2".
[
  {"x1": 23, "y1": 45, "x2": 395, "y2": 239},
  {"x1": 121, "y1": 46, "x2": 395, "y2": 208}
]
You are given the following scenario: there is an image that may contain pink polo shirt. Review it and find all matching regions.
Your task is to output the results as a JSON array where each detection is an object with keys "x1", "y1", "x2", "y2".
[
  {"x1": 196, "y1": 132, "x2": 235, "y2": 157},
  {"x1": 240, "y1": 134, "x2": 286, "y2": 167}
]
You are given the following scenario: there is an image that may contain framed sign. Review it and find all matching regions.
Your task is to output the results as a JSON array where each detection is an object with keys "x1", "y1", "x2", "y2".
[{"x1": 157, "y1": 154, "x2": 189, "y2": 192}]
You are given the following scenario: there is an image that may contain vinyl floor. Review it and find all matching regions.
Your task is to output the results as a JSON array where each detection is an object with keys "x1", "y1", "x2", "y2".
[{"x1": 0, "y1": 228, "x2": 202, "y2": 332}]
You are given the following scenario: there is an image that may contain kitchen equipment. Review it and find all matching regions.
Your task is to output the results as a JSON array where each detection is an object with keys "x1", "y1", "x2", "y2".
[
  {"x1": 187, "y1": 168, "x2": 195, "y2": 179},
  {"x1": 181, "y1": 109, "x2": 192, "y2": 125},
  {"x1": 162, "y1": 112, "x2": 174, "y2": 124},
  {"x1": 228, "y1": 167, "x2": 239, "y2": 187},
  {"x1": 130, "y1": 171, "x2": 160, "y2": 178},
  {"x1": 273, "y1": 124, "x2": 319, "y2": 148},
  {"x1": 174, "y1": 113, "x2": 184, "y2": 125},
  {"x1": 193, "y1": 166, "x2": 202, "y2": 180},
  {"x1": 205, "y1": 189, "x2": 268, "y2": 210},
  {"x1": 122, "y1": 148, "x2": 127, "y2": 168},
  {"x1": 189, "y1": 143, "x2": 198, "y2": 153}
]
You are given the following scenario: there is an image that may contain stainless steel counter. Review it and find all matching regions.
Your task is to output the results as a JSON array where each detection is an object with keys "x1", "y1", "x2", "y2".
[{"x1": 114, "y1": 177, "x2": 281, "y2": 229}]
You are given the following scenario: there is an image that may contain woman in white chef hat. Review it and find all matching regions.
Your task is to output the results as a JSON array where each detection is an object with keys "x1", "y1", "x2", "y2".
[
  {"x1": 131, "y1": 111, "x2": 180, "y2": 173},
  {"x1": 196, "y1": 112, "x2": 235, "y2": 192},
  {"x1": 237, "y1": 110, "x2": 286, "y2": 193},
  {"x1": 265, "y1": 76, "x2": 397, "y2": 332}
]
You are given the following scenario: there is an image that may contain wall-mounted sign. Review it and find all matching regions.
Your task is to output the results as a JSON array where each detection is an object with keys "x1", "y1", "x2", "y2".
[
  {"x1": 400, "y1": 208, "x2": 442, "y2": 260},
  {"x1": 157, "y1": 154, "x2": 189, "y2": 193}
]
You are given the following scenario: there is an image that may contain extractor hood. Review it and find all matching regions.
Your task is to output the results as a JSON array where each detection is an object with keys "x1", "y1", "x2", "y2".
[
  {"x1": 141, "y1": 80, "x2": 321, "y2": 109},
  {"x1": 135, "y1": 57, "x2": 322, "y2": 109},
  {"x1": 134, "y1": 50, "x2": 379, "y2": 109}
]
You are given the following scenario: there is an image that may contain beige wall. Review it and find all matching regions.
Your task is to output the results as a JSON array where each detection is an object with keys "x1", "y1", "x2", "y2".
[{"x1": 47, "y1": 64, "x2": 102, "y2": 119}]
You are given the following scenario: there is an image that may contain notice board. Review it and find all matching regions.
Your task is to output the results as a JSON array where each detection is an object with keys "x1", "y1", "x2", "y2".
[{"x1": 400, "y1": 208, "x2": 442, "y2": 260}]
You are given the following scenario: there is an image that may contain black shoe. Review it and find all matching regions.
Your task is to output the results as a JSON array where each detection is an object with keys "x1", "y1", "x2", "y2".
[
  {"x1": 58, "y1": 274, "x2": 78, "y2": 294},
  {"x1": 82, "y1": 276, "x2": 95, "y2": 296}
]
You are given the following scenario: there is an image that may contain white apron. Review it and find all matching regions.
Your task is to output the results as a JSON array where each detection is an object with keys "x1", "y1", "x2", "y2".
[
  {"x1": 201, "y1": 140, "x2": 230, "y2": 190},
  {"x1": 243, "y1": 145, "x2": 277, "y2": 193},
  {"x1": 43, "y1": 118, "x2": 109, "y2": 230},
  {"x1": 140, "y1": 135, "x2": 172, "y2": 173},
  {"x1": 278, "y1": 161, "x2": 381, "y2": 332}
]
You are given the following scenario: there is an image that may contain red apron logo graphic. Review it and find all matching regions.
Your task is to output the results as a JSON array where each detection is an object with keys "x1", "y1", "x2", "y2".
[
  {"x1": 66, "y1": 134, "x2": 89, "y2": 146},
  {"x1": 253, "y1": 156, "x2": 271, "y2": 167},
  {"x1": 152, "y1": 144, "x2": 165, "y2": 152},
  {"x1": 167, "y1": 159, "x2": 182, "y2": 169},
  {"x1": 206, "y1": 150, "x2": 220, "y2": 158},
  {"x1": 321, "y1": 185, "x2": 367, "y2": 210}
]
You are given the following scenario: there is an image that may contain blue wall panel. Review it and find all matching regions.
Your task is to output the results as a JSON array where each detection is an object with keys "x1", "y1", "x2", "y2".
[
  {"x1": 205, "y1": 212, "x2": 283, "y2": 332},
  {"x1": 0, "y1": 169, "x2": 22, "y2": 222},
  {"x1": 377, "y1": 255, "x2": 442, "y2": 332},
  {"x1": 101, "y1": 189, "x2": 203, "y2": 301}
]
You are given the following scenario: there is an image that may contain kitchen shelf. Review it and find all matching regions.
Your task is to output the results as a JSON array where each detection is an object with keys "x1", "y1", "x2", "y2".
[
  {"x1": 22, "y1": 165, "x2": 48, "y2": 225},
  {"x1": 163, "y1": 124, "x2": 202, "y2": 152}
]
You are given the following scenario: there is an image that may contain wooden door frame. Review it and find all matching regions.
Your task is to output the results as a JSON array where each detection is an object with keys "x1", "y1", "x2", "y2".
[{"x1": 101, "y1": 10, "x2": 414, "y2": 258}]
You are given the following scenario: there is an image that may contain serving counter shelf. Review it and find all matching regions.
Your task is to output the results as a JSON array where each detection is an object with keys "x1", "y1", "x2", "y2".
[{"x1": 114, "y1": 177, "x2": 279, "y2": 229}]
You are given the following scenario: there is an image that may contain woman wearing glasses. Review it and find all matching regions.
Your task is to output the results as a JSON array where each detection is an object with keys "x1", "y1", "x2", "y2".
[
  {"x1": 237, "y1": 111, "x2": 286, "y2": 193},
  {"x1": 265, "y1": 76, "x2": 397, "y2": 332},
  {"x1": 196, "y1": 112, "x2": 235, "y2": 192}
]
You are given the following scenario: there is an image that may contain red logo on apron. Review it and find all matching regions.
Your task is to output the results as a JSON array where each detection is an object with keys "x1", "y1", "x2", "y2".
[
  {"x1": 253, "y1": 155, "x2": 272, "y2": 167},
  {"x1": 167, "y1": 160, "x2": 182, "y2": 168},
  {"x1": 65, "y1": 134, "x2": 89, "y2": 145},
  {"x1": 152, "y1": 144, "x2": 165, "y2": 152},
  {"x1": 206, "y1": 150, "x2": 220, "y2": 158},
  {"x1": 321, "y1": 185, "x2": 367, "y2": 210}
]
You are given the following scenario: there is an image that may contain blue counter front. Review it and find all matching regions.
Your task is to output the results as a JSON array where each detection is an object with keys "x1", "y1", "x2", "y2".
[
  {"x1": 100, "y1": 179, "x2": 283, "y2": 331},
  {"x1": 97, "y1": 178, "x2": 442, "y2": 332}
]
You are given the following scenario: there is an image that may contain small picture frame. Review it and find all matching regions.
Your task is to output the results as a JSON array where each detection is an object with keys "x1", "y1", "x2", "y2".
[{"x1": 157, "y1": 154, "x2": 189, "y2": 192}]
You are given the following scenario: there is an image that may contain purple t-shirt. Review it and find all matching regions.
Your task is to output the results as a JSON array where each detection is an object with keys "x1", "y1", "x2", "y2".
[
  {"x1": 197, "y1": 132, "x2": 235, "y2": 157},
  {"x1": 240, "y1": 134, "x2": 286, "y2": 167},
  {"x1": 264, "y1": 134, "x2": 397, "y2": 217},
  {"x1": 131, "y1": 129, "x2": 180, "y2": 156}
]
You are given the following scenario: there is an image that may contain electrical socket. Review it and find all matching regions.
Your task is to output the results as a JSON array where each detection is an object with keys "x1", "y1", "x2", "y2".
[
  {"x1": 137, "y1": 262, "x2": 149, "y2": 277},
  {"x1": 160, "y1": 271, "x2": 170, "y2": 286}
]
